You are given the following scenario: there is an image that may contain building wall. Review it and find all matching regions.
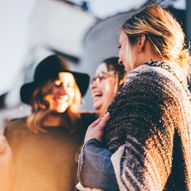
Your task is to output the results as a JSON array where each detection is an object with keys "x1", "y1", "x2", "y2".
[
  {"x1": 0, "y1": 0, "x2": 96, "y2": 127},
  {"x1": 80, "y1": 11, "x2": 134, "y2": 111}
]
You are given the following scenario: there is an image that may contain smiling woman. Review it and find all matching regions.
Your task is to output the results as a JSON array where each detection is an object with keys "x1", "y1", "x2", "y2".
[
  {"x1": 77, "y1": 5, "x2": 191, "y2": 191},
  {"x1": 0, "y1": 55, "x2": 97, "y2": 191},
  {"x1": 44, "y1": 72, "x2": 78, "y2": 114},
  {"x1": 90, "y1": 57, "x2": 126, "y2": 117}
]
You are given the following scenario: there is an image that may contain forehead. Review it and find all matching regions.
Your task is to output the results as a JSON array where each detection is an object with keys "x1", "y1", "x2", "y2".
[
  {"x1": 95, "y1": 63, "x2": 108, "y2": 76},
  {"x1": 119, "y1": 30, "x2": 128, "y2": 42},
  {"x1": 58, "y1": 72, "x2": 74, "y2": 81}
]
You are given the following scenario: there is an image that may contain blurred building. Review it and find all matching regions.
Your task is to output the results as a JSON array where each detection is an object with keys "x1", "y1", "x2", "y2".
[
  {"x1": 80, "y1": 11, "x2": 134, "y2": 109},
  {"x1": 81, "y1": 2, "x2": 189, "y2": 109},
  {"x1": 0, "y1": 0, "x2": 190, "y2": 128},
  {"x1": 0, "y1": 0, "x2": 96, "y2": 127}
]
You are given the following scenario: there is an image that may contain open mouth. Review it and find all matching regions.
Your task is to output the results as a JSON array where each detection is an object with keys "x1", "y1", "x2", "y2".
[{"x1": 93, "y1": 92, "x2": 103, "y2": 98}]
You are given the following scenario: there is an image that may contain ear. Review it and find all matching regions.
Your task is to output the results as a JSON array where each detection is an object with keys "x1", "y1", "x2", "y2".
[{"x1": 137, "y1": 35, "x2": 146, "y2": 52}]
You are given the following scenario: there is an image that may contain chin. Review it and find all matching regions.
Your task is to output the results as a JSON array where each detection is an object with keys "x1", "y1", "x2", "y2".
[
  {"x1": 58, "y1": 109, "x2": 67, "y2": 113},
  {"x1": 93, "y1": 103, "x2": 102, "y2": 111},
  {"x1": 96, "y1": 107, "x2": 105, "y2": 117},
  {"x1": 53, "y1": 106, "x2": 68, "y2": 113}
]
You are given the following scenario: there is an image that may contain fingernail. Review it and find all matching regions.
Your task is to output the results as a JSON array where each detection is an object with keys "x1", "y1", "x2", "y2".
[{"x1": 105, "y1": 112, "x2": 110, "y2": 117}]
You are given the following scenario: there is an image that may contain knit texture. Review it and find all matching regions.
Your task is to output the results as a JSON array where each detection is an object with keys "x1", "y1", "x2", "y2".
[{"x1": 103, "y1": 61, "x2": 191, "y2": 191}]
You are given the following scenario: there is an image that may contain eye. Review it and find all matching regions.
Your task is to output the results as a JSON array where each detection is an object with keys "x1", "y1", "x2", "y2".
[
  {"x1": 54, "y1": 80, "x2": 62, "y2": 87},
  {"x1": 98, "y1": 72, "x2": 104, "y2": 80},
  {"x1": 101, "y1": 73, "x2": 107, "y2": 79},
  {"x1": 91, "y1": 74, "x2": 102, "y2": 84},
  {"x1": 65, "y1": 81, "x2": 74, "y2": 88}
]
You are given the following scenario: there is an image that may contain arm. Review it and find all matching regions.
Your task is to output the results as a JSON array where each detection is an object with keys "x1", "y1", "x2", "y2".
[
  {"x1": 77, "y1": 113, "x2": 119, "y2": 191},
  {"x1": 78, "y1": 138, "x2": 119, "y2": 191},
  {"x1": 106, "y1": 69, "x2": 179, "y2": 190}
]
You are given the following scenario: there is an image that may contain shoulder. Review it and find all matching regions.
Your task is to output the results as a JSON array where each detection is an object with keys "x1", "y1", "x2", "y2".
[
  {"x1": 115, "y1": 67, "x2": 165, "y2": 101},
  {"x1": 131, "y1": 61, "x2": 186, "y2": 87},
  {"x1": 129, "y1": 64, "x2": 170, "y2": 82},
  {"x1": 5, "y1": 117, "x2": 27, "y2": 131},
  {"x1": 121, "y1": 63, "x2": 180, "y2": 96},
  {"x1": 4, "y1": 117, "x2": 29, "y2": 141},
  {"x1": 108, "y1": 62, "x2": 184, "y2": 117}
]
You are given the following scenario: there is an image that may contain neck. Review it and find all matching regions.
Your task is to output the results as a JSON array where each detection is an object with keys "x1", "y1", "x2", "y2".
[
  {"x1": 137, "y1": 53, "x2": 162, "y2": 67},
  {"x1": 135, "y1": 40, "x2": 163, "y2": 68},
  {"x1": 42, "y1": 112, "x2": 67, "y2": 126}
]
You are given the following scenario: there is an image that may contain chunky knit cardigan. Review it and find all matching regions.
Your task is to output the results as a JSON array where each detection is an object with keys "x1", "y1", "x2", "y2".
[{"x1": 103, "y1": 61, "x2": 191, "y2": 191}]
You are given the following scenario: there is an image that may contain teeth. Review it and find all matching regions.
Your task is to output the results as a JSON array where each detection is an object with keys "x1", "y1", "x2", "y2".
[
  {"x1": 94, "y1": 94, "x2": 102, "y2": 97},
  {"x1": 92, "y1": 91, "x2": 102, "y2": 97}
]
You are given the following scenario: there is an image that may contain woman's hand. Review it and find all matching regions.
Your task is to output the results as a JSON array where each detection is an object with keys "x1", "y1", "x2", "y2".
[{"x1": 84, "y1": 112, "x2": 110, "y2": 144}]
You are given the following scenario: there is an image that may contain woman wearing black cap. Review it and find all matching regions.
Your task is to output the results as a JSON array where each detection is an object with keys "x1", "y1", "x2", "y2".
[{"x1": 0, "y1": 55, "x2": 96, "y2": 191}]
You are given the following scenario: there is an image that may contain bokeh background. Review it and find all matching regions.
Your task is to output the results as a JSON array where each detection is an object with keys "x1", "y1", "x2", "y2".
[{"x1": 0, "y1": 0, "x2": 190, "y2": 129}]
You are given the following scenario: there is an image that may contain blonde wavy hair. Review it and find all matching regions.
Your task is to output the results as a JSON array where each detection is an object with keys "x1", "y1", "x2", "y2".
[
  {"x1": 27, "y1": 77, "x2": 81, "y2": 133},
  {"x1": 122, "y1": 5, "x2": 191, "y2": 76}
]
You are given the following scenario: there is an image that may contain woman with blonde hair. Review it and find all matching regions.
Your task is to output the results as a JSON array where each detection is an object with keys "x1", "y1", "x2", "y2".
[
  {"x1": 1, "y1": 55, "x2": 96, "y2": 191},
  {"x1": 78, "y1": 5, "x2": 191, "y2": 191}
]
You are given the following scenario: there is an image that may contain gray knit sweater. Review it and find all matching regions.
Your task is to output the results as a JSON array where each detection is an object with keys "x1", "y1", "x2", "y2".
[{"x1": 103, "y1": 61, "x2": 191, "y2": 191}]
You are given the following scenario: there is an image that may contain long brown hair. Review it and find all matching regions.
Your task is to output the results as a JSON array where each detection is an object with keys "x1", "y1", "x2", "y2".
[
  {"x1": 121, "y1": 5, "x2": 191, "y2": 76},
  {"x1": 27, "y1": 78, "x2": 81, "y2": 133}
]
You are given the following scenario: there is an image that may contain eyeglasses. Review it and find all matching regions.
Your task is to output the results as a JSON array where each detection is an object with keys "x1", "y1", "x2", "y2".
[{"x1": 91, "y1": 71, "x2": 116, "y2": 84}]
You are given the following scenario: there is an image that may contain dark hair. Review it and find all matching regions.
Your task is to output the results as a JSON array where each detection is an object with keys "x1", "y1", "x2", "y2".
[{"x1": 103, "y1": 57, "x2": 126, "y2": 89}]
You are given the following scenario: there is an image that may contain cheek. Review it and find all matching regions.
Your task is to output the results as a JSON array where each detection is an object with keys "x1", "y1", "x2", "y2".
[
  {"x1": 68, "y1": 88, "x2": 75, "y2": 100},
  {"x1": 127, "y1": 49, "x2": 133, "y2": 61},
  {"x1": 119, "y1": 48, "x2": 125, "y2": 61},
  {"x1": 44, "y1": 95, "x2": 54, "y2": 110},
  {"x1": 104, "y1": 80, "x2": 116, "y2": 98},
  {"x1": 44, "y1": 94, "x2": 52, "y2": 103},
  {"x1": 92, "y1": 81, "x2": 104, "y2": 91},
  {"x1": 50, "y1": 87, "x2": 57, "y2": 94}
]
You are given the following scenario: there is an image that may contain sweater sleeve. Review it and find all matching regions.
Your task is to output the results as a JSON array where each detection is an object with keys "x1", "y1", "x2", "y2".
[
  {"x1": 105, "y1": 69, "x2": 178, "y2": 191},
  {"x1": 77, "y1": 138, "x2": 119, "y2": 191}
]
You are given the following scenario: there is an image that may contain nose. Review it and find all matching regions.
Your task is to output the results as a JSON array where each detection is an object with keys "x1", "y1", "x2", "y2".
[
  {"x1": 118, "y1": 57, "x2": 123, "y2": 66},
  {"x1": 91, "y1": 76, "x2": 101, "y2": 91},
  {"x1": 90, "y1": 80, "x2": 97, "y2": 90}
]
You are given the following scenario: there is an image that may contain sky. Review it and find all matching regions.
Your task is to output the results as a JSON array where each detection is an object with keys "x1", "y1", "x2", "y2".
[
  {"x1": 0, "y1": 0, "x2": 186, "y2": 95},
  {"x1": 69, "y1": 0, "x2": 186, "y2": 18}
]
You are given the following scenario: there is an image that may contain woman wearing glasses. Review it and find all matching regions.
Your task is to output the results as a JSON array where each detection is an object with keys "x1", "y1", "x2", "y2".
[
  {"x1": 91, "y1": 57, "x2": 126, "y2": 117},
  {"x1": 77, "y1": 57, "x2": 126, "y2": 191},
  {"x1": 78, "y1": 5, "x2": 191, "y2": 191}
]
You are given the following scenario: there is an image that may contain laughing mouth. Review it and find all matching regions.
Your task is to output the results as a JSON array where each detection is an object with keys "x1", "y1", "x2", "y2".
[{"x1": 93, "y1": 92, "x2": 103, "y2": 98}]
